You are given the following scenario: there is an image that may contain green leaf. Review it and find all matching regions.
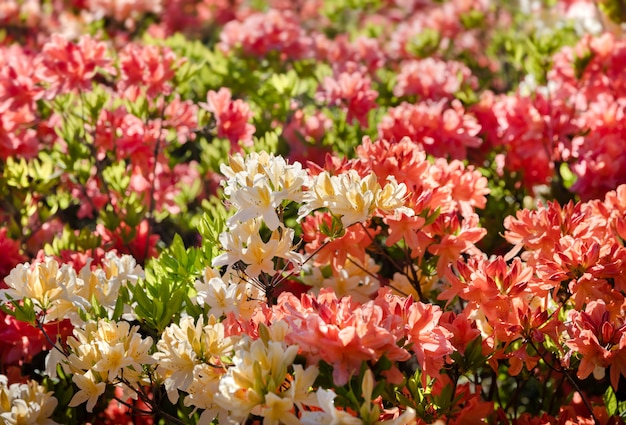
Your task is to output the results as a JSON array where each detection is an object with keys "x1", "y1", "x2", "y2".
[
  {"x1": 14, "y1": 298, "x2": 37, "y2": 325},
  {"x1": 604, "y1": 385, "x2": 618, "y2": 416}
]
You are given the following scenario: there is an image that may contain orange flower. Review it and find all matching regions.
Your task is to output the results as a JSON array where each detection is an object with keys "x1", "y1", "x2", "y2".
[{"x1": 566, "y1": 300, "x2": 626, "y2": 389}]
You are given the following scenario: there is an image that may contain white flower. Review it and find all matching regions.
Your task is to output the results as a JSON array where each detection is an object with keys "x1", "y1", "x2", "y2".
[
  {"x1": 0, "y1": 376, "x2": 60, "y2": 425},
  {"x1": 299, "y1": 170, "x2": 413, "y2": 228},
  {"x1": 221, "y1": 151, "x2": 308, "y2": 231},
  {"x1": 1, "y1": 257, "x2": 86, "y2": 323},
  {"x1": 194, "y1": 276, "x2": 240, "y2": 318},
  {"x1": 68, "y1": 370, "x2": 106, "y2": 413},
  {"x1": 154, "y1": 316, "x2": 234, "y2": 403}
]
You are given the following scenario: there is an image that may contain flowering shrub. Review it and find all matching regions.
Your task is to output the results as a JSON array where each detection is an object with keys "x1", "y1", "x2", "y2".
[{"x1": 2, "y1": 0, "x2": 626, "y2": 424}]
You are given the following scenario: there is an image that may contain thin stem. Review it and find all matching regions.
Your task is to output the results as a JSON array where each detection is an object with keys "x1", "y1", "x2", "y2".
[
  {"x1": 117, "y1": 379, "x2": 188, "y2": 425},
  {"x1": 526, "y1": 339, "x2": 599, "y2": 424},
  {"x1": 35, "y1": 318, "x2": 70, "y2": 357},
  {"x1": 346, "y1": 255, "x2": 409, "y2": 297},
  {"x1": 358, "y1": 222, "x2": 427, "y2": 301}
]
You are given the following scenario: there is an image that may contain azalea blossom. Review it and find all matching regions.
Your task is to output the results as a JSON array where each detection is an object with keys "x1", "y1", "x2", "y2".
[
  {"x1": 154, "y1": 316, "x2": 234, "y2": 404},
  {"x1": 0, "y1": 375, "x2": 60, "y2": 425},
  {"x1": 298, "y1": 169, "x2": 413, "y2": 228},
  {"x1": 68, "y1": 370, "x2": 107, "y2": 413}
]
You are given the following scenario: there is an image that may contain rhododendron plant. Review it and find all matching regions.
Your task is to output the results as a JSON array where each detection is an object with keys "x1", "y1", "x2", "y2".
[{"x1": 3, "y1": 0, "x2": 626, "y2": 424}]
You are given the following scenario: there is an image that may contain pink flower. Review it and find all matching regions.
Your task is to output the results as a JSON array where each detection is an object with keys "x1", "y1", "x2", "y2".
[
  {"x1": 405, "y1": 300, "x2": 454, "y2": 382},
  {"x1": 318, "y1": 70, "x2": 378, "y2": 127},
  {"x1": 0, "y1": 228, "x2": 26, "y2": 280},
  {"x1": 162, "y1": 96, "x2": 198, "y2": 144},
  {"x1": 279, "y1": 289, "x2": 411, "y2": 386},
  {"x1": 393, "y1": 58, "x2": 477, "y2": 100},
  {"x1": 0, "y1": 45, "x2": 43, "y2": 114},
  {"x1": 378, "y1": 99, "x2": 481, "y2": 160},
  {"x1": 300, "y1": 212, "x2": 375, "y2": 271},
  {"x1": 312, "y1": 34, "x2": 385, "y2": 74},
  {"x1": 566, "y1": 300, "x2": 626, "y2": 390},
  {"x1": 282, "y1": 110, "x2": 331, "y2": 166},
  {"x1": 355, "y1": 136, "x2": 430, "y2": 189},
  {"x1": 0, "y1": 105, "x2": 38, "y2": 160},
  {"x1": 201, "y1": 87, "x2": 255, "y2": 151},
  {"x1": 570, "y1": 96, "x2": 626, "y2": 200},
  {"x1": 37, "y1": 34, "x2": 113, "y2": 95},
  {"x1": 86, "y1": 0, "x2": 162, "y2": 30},
  {"x1": 219, "y1": 9, "x2": 311, "y2": 60},
  {"x1": 427, "y1": 212, "x2": 486, "y2": 276},
  {"x1": 25, "y1": 218, "x2": 64, "y2": 256},
  {"x1": 117, "y1": 43, "x2": 179, "y2": 99}
]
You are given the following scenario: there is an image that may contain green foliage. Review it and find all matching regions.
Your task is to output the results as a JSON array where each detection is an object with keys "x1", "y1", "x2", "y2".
[
  {"x1": 406, "y1": 29, "x2": 442, "y2": 59},
  {"x1": 599, "y1": 0, "x2": 626, "y2": 23},
  {"x1": 487, "y1": 18, "x2": 578, "y2": 91},
  {"x1": 44, "y1": 226, "x2": 102, "y2": 256},
  {"x1": 130, "y1": 232, "x2": 213, "y2": 333}
]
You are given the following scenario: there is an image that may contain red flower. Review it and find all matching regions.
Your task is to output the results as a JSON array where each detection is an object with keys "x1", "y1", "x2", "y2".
[
  {"x1": 117, "y1": 43, "x2": 180, "y2": 99},
  {"x1": 318, "y1": 70, "x2": 378, "y2": 127},
  {"x1": 0, "y1": 228, "x2": 26, "y2": 281},
  {"x1": 97, "y1": 220, "x2": 159, "y2": 265},
  {"x1": 566, "y1": 300, "x2": 626, "y2": 390},
  {"x1": 378, "y1": 99, "x2": 481, "y2": 160},
  {"x1": 37, "y1": 34, "x2": 113, "y2": 95},
  {"x1": 201, "y1": 87, "x2": 255, "y2": 151}
]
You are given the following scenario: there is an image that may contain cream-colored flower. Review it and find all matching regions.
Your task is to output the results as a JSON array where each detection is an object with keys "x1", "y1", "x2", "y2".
[
  {"x1": 375, "y1": 176, "x2": 413, "y2": 218},
  {"x1": 260, "y1": 393, "x2": 299, "y2": 425},
  {"x1": 285, "y1": 364, "x2": 320, "y2": 411},
  {"x1": 74, "y1": 252, "x2": 143, "y2": 322},
  {"x1": 183, "y1": 363, "x2": 226, "y2": 425},
  {"x1": 213, "y1": 218, "x2": 303, "y2": 291},
  {"x1": 299, "y1": 170, "x2": 413, "y2": 228},
  {"x1": 217, "y1": 333, "x2": 301, "y2": 422},
  {"x1": 47, "y1": 319, "x2": 153, "y2": 394},
  {"x1": 154, "y1": 316, "x2": 235, "y2": 403},
  {"x1": 1, "y1": 257, "x2": 86, "y2": 322},
  {"x1": 221, "y1": 151, "x2": 308, "y2": 230},
  {"x1": 300, "y1": 389, "x2": 362, "y2": 425},
  {"x1": 68, "y1": 370, "x2": 106, "y2": 413},
  {"x1": 93, "y1": 342, "x2": 133, "y2": 382},
  {"x1": 0, "y1": 375, "x2": 60, "y2": 425},
  {"x1": 194, "y1": 276, "x2": 240, "y2": 318}
]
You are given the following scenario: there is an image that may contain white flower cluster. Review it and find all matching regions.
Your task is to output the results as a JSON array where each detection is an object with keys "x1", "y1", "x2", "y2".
[
  {"x1": 193, "y1": 267, "x2": 259, "y2": 320},
  {"x1": 0, "y1": 375, "x2": 59, "y2": 425},
  {"x1": 0, "y1": 253, "x2": 143, "y2": 324},
  {"x1": 213, "y1": 218, "x2": 303, "y2": 278},
  {"x1": 214, "y1": 152, "x2": 308, "y2": 302},
  {"x1": 153, "y1": 315, "x2": 234, "y2": 423},
  {"x1": 221, "y1": 151, "x2": 308, "y2": 230},
  {"x1": 46, "y1": 319, "x2": 154, "y2": 412},
  {"x1": 217, "y1": 323, "x2": 319, "y2": 425},
  {"x1": 298, "y1": 169, "x2": 413, "y2": 228}
]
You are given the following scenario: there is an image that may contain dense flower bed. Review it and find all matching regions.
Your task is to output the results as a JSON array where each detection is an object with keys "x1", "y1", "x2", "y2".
[{"x1": 2, "y1": 0, "x2": 626, "y2": 423}]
